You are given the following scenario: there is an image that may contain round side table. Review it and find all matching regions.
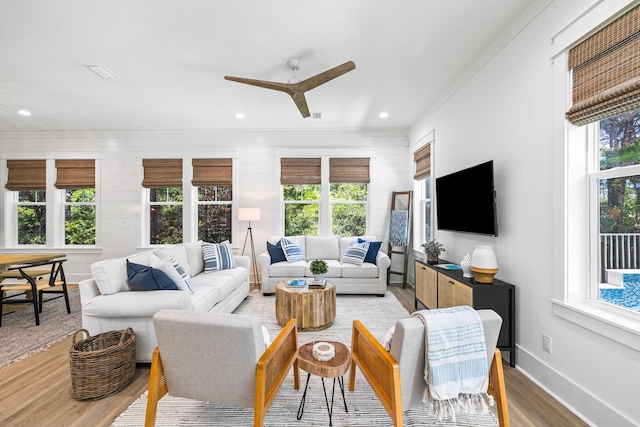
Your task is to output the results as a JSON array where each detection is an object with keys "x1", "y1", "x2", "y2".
[
  {"x1": 296, "y1": 340, "x2": 351, "y2": 426},
  {"x1": 275, "y1": 281, "x2": 336, "y2": 331}
]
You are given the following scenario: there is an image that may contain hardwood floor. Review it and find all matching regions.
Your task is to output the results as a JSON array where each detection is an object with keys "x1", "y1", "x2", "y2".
[{"x1": 0, "y1": 284, "x2": 588, "y2": 427}]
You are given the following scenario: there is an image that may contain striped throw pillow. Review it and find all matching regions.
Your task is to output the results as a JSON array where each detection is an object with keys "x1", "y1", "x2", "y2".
[
  {"x1": 341, "y1": 240, "x2": 370, "y2": 265},
  {"x1": 168, "y1": 255, "x2": 195, "y2": 294},
  {"x1": 280, "y1": 237, "x2": 304, "y2": 262},
  {"x1": 203, "y1": 241, "x2": 237, "y2": 272}
]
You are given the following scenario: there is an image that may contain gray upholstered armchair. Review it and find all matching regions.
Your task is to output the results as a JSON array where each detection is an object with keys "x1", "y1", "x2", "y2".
[
  {"x1": 145, "y1": 309, "x2": 299, "y2": 427},
  {"x1": 349, "y1": 309, "x2": 509, "y2": 427}
]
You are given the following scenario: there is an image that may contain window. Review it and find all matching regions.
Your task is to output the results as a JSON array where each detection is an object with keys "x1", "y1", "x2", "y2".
[
  {"x1": 280, "y1": 157, "x2": 370, "y2": 236},
  {"x1": 6, "y1": 160, "x2": 47, "y2": 245},
  {"x1": 55, "y1": 160, "x2": 96, "y2": 245},
  {"x1": 329, "y1": 158, "x2": 369, "y2": 236},
  {"x1": 592, "y1": 108, "x2": 640, "y2": 312},
  {"x1": 281, "y1": 158, "x2": 321, "y2": 236},
  {"x1": 142, "y1": 159, "x2": 183, "y2": 245},
  {"x1": 413, "y1": 143, "x2": 432, "y2": 246},
  {"x1": 192, "y1": 159, "x2": 233, "y2": 243}
]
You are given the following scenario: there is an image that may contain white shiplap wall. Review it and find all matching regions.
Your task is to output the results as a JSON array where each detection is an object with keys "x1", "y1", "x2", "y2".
[{"x1": 0, "y1": 129, "x2": 410, "y2": 284}]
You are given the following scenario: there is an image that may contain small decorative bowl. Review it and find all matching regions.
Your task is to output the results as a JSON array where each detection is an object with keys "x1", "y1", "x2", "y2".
[{"x1": 312, "y1": 342, "x2": 335, "y2": 361}]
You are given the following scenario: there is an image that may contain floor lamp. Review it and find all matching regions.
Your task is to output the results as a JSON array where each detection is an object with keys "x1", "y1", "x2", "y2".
[{"x1": 239, "y1": 208, "x2": 261, "y2": 290}]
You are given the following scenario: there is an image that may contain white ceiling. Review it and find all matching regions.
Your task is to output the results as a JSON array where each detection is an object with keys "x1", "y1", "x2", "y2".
[{"x1": 0, "y1": 0, "x2": 538, "y2": 132}]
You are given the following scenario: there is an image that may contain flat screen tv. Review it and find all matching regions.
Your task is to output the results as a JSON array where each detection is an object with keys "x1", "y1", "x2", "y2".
[{"x1": 435, "y1": 160, "x2": 498, "y2": 236}]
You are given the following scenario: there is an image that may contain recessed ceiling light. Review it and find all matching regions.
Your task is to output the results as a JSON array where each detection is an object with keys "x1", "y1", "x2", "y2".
[
  {"x1": 17, "y1": 110, "x2": 32, "y2": 116},
  {"x1": 235, "y1": 113, "x2": 245, "y2": 119},
  {"x1": 379, "y1": 112, "x2": 389, "y2": 118}
]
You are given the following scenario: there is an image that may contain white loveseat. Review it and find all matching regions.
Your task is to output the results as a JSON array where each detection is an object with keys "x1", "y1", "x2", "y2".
[
  {"x1": 258, "y1": 235, "x2": 390, "y2": 296},
  {"x1": 79, "y1": 241, "x2": 250, "y2": 362}
]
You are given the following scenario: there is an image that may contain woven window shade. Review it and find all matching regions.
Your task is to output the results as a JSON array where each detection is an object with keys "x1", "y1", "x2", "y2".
[
  {"x1": 413, "y1": 144, "x2": 431, "y2": 180},
  {"x1": 142, "y1": 159, "x2": 182, "y2": 188},
  {"x1": 5, "y1": 160, "x2": 46, "y2": 191},
  {"x1": 329, "y1": 158, "x2": 370, "y2": 183},
  {"x1": 192, "y1": 158, "x2": 232, "y2": 186},
  {"x1": 55, "y1": 159, "x2": 95, "y2": 189},
  {"x1": 566, "y1": 4, "x2": 640, "y2": 126},
  {"x1": 280, "y1": 158, "x2": 321, "y2": 184}
]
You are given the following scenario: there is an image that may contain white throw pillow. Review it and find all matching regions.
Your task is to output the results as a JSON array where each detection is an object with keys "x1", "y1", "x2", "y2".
[
  {"x1": 91, "y1": 251, "x2": 160, "y2": 295},
  {"x1": 153, "y1": 246, "x2": 191, "y2": 276},
  {"x1": 340, "y1": 240, "x2": 370, "y2": 266},
  {"x1": 153, "y1": 256, "x2": 195, "y2": 294}
]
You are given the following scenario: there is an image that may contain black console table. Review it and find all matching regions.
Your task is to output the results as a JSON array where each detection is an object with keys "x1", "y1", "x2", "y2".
[{"x1": 415, "y1": 259, "x2": 516, "y2": 367}]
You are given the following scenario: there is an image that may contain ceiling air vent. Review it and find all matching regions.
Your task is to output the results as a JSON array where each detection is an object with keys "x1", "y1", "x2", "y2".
[
  {"x1": 312, "y1": 112, "x2": 322, "y2": 119},
  {"x1": 85, "y1": 64, "x2": 119, "y2": 79}
]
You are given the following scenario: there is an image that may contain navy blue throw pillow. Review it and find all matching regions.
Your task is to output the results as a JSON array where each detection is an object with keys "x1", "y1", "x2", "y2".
[
  {"x1": 127, "y1": 260, "x2": 179, "y2": 291},
  {"x1": 359, "y1": 238, "x2": 382, "y2": 264},
  {"x1": 267, "y1": 241, "x2": 287, "y2": 264}
]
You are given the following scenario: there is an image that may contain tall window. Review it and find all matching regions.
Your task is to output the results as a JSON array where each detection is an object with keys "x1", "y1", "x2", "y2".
[
  {"x1": 592, "y1": 108, "x2": 640, "y2": 312},
  {"x1": 192, "y1": 159, "x2": 233, "y2": 243},
  {"x1": 6, "y1": 160, "x2": 47, "y2": 245},
  {"x1": 55, "y1": 160, "x2": 96, "y2": 245},
  {"x1": 329, "y1": 158, "x2": 369, "y2": 236},
  {"x1": 143, "y1": 159, "x2": 183, "y2": 245},
  {"x1": 281, "y1": 158, "x2": 321, "y2": 236},
  {"x1": 413, "y1": 143, "x2": 432, "y2": 244},
  {"x1": 566, "y1": 5, "x2": 640, "y2": 315}
]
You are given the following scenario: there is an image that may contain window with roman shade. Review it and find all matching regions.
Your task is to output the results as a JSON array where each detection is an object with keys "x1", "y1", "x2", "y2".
[
  {"x1": 192, "y1": 159, "x2": 233, "y2": 243},
  {"x1": 566, "y1": 4, "x2": 640, "y2": 126},
  {"x1": 329, "y1": 158, "x2": 370, "y2": 183},
  {"x1": 143, "y1": 159, "x2": 183, "y2": 244},
  {"x1": 280, "y1": 158, "x2": 321, "y2": 184},
  {"x1": 142, "y1": 159, "x2": 182, "y2": 188},
  {"x1": 55, "y1": 159, "x2": 95, "y2": 189},
  {"x1": 5, "y1": 160, "x2": 46, "y2": 191},
  {"x1": 413, "y1": 144, "x2": 431, "y2": 180}
]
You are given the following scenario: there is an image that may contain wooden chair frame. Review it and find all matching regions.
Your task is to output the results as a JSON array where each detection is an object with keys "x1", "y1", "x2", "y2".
[
  {"x1": 0, "y1": 260, "x2": 69, "y2": 326},
  {"x1": 349, "y1": 320, "x2": 510, "y2": 427},
  {"x1": 145, "y1": 318, "x2": 299, "y2": 427}
]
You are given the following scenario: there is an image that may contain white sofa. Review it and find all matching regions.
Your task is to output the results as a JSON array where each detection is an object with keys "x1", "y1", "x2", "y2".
[
  {"x1": 79, "y1": 241, "x2": 250, "y2": 362},
  {"x1": 258, "y1": 235, "x2": 390, "y2": 296}
]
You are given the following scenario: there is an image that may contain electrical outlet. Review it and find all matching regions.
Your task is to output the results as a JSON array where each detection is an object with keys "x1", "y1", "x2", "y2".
[{"x1": 543, "y1": 334, "x2": 552, "y2": 353}]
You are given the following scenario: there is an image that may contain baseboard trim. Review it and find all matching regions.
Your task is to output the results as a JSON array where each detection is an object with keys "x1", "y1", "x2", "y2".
[{"x1": 516, "y1": 345, "x2": 635, "y2": 427}]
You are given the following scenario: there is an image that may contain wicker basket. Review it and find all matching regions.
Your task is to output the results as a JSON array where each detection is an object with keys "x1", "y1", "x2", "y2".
[{"x1": 69, "y1": 328, "x2": 136, "y2": 401}]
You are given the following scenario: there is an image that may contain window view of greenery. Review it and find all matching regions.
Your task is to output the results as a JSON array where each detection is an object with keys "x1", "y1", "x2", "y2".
[
  {"x1": 330, "y1": 183, "x2": 367, "y2": 236},
  {"x1": 597, "y1": 107, "x2": 640, "y2": 311},
  {"x1": 284, "y1": 184, "x2": 320, "y2": 236},
  {"x1": 65, "y1": 188, "x2": 96, "y2": 245},
  {"x1": 198, "y1": 185, "x2": 232, "y2": 243},
  {"x1": 150, "y1": 187, "x2": 183, "y2": 245},
  {"x1": 17, "y1": 190, "x2": 46, "y2": 244}
]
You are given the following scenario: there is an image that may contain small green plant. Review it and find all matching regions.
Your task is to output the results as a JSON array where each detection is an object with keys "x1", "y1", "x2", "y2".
[
  {"x1": 421, "y1": 239, "x2": 445, "y2": 258},
  {"x1": 309, "y1": 259, "x2": 328, "y2": 275}
]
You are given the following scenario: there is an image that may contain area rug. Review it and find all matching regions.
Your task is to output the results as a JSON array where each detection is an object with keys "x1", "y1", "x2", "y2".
[
  {"x1": 112, "y1": 290, "x2": 499, "y2": 426},
  {"x1": 0, "y1": 286, "x2": 82, "y2": 369}
]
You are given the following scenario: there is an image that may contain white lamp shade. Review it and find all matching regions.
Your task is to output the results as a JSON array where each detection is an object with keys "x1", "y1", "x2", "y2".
[
  {"x1": 470, "y1": 245, "x2": 498, "y2": 269},
  {"x1": 238, "y1": 208, "x2": 261, "y2": 222}
]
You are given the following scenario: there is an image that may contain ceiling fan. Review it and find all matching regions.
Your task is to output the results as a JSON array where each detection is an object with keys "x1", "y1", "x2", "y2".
[{"x1": 224, "y1": 59, "x2": 356, "y2": 118}]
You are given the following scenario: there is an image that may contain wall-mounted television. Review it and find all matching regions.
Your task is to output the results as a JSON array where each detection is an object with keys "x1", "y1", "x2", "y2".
[{"x1": 435, "y1": 160, "x2": 498, "y2": 236}]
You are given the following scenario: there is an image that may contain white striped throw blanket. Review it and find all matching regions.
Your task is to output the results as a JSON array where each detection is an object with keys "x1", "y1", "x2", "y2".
[{"x1": 412, "y1": 305, "x2": 492, "y2": 420}]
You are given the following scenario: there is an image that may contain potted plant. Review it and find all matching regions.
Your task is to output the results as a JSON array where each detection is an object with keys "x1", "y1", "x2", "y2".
[
  {"x1": 309, "y1": 259, "x2": 328, "y2": 281},
  {"x1": 421, "y1": 239, "x2": 445, "y2": 264}
]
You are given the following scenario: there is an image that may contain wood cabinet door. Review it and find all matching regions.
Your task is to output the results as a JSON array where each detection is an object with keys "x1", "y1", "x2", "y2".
[
  {"x1": 416, "y1": 262, "x2": 437, "y2": 309},
  {"x1": 437, "y1": 273, "x2": 455, "y2": 308},
  {"x1": 453, "y1": 279, "x2": 473, "y2": 306}
]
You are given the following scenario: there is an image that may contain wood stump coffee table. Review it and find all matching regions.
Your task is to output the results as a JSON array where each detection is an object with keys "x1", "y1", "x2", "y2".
[{"x1": 275, "y1": 281, "x2": 336, "y2": 331}]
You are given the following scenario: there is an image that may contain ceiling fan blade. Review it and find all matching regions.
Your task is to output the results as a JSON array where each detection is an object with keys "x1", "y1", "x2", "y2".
[
  {"x1": 292, "y1": 92, "x2": 311, "y2": 118},
  {"x1": 224, "y1": 75, "x2": 294, "y2": 96},
  {"x1": 298, "y1": 61, "x2": 356, "y2": 92}
]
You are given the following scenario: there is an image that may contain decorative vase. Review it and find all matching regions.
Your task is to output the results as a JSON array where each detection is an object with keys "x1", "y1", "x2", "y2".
[
  {"x1": 470, "y1": 245, "x2": 498, "y2": 283},
  {"x1": 460, "y1": 253, "x2": 473, "y2": 278},
  {"x1": 313, "y1": 274, "x2": 325, "y2": 282}
]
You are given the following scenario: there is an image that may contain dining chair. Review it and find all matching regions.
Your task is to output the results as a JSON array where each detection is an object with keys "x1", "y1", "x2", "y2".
[{"x1": 0, "y1": 259, "x2": 70, "y2": 326}]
